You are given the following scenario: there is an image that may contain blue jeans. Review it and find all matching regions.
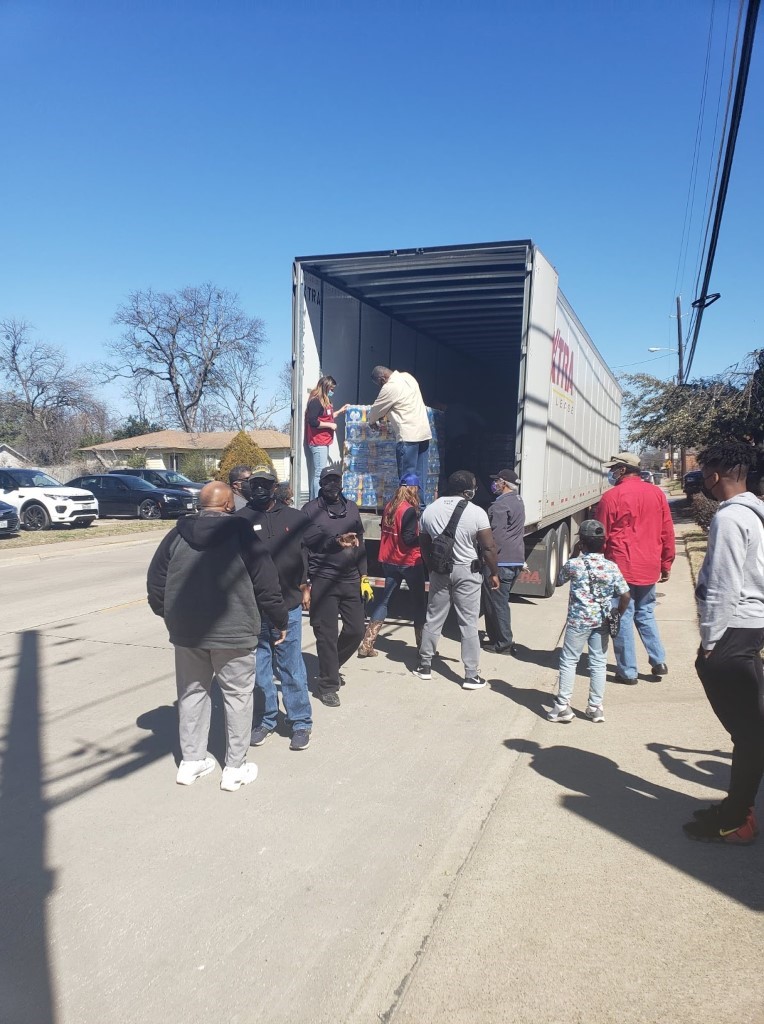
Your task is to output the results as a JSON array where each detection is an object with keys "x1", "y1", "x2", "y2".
[
  {"x1": 395, "y1": 440, "x2": 430, "y2": 497},
  {"x1": 613, "y1": 583, "x2": 666, "y2": 678},
  {"x1": 555, "y1": 623, "x2": 609, "y2": 709},
  {"x1": 482, "y1": 566, "x2": 521, "y2": 647},
  {"x1": 255, "y1": 606, "x2": 312, "y2": 732},
  {"x1": 369, "y1": 563, "x2": 427, "y2": 627},
  {"x1": 308, "y1": 444, "x2": 330, "y2": 500}
]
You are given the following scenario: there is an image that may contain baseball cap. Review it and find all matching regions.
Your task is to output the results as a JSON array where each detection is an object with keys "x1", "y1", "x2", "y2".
[
  {"x1": 579, "y1": 519, "x2": 606, "y2": 539},
  {"x1": 250, "y1": 465, "x2": 277, "y2": 482},
  {"x1": 603, "y1": 452, "x2": 641, "y2": 469},
  {"x1": 490, "y1": 468, "x2": 519, "y2": 485},
  {"x1": 399, "y1": 472, "x2": 421, "y2": 487},
  {"x1": 447, "y1": 470, "x2": 476, "y2": 494},
  {"x1": 320, "y1": 465, "x2": 342, "y2": 483}
]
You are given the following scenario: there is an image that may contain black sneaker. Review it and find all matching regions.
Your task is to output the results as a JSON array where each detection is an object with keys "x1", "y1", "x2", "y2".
[
  {"x1": 250, "y1": 725, "x2": 273, "y2": 747},
  {"x1": 693, "y1": 804, "x2": 759, "y2": 836},
  {"x1": 650, "y1": 662, "x2": 669, "y2": 676},
  {"x1": 614, "y1": 673, "x2": 639, "y2": 685},
  {"x1": 483, "y1": 643, "x2": 513, "y2": 655},
  {"x1": 317, "y1": 691, "x2": 340, "y2": 707},
  {"x1": 683, "y1": 811, "x2": 757, "y2": 845},
  {"x1": 411, "y1": 662, "x2": 432, "y2": 680},
  {"x1": 290, "y1": 729, "x2": 311, "y2": 751}
]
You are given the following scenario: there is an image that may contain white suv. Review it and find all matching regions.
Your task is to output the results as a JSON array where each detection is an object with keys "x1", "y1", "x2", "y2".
[{"x1": 0, "y1": 467, "x2": 99, "y2": 531}]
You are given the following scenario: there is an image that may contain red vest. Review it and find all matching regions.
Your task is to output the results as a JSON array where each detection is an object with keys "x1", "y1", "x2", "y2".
[
  {"x1": 305, "y1": 402, "x2": 334, "y2": 446},
  {"x1": 379, "y1": 500, "x2": 421, "y2": 567}
]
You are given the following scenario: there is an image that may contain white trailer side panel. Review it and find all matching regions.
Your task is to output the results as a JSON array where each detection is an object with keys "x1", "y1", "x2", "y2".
[
  {"x1": 291, "y1": 269, "x2": 324, "y2": 503},
  {"x1": 543, "y1": 292, "x2": 620, "y2": 524},
  {"x1": 518, "y1": 250, "x2": 558, "y2": 527}
]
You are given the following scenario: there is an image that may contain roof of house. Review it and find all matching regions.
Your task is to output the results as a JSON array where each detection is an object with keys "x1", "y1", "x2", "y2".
[
  {"x1": 80, "y1": 429, "x2": 291, "y2": 452},
  {"x1": 0, "y1": 443, "x2": 28, "y2": 459}
]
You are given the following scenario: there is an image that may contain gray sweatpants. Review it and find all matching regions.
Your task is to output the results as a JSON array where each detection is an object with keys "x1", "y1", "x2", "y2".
[
  {"x1": 175, "y1": 646, "x2": 255, "y2": 768},
  {"x1": 419, "y1": 563, "x2": 482, "y2": 678}
]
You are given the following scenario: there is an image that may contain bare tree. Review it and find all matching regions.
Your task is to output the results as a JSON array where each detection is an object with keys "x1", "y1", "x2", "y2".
[
  {"x1": 105, "y1": 284, "x2": 269, "y2": 432},
  {"x1": 207, "y1": 352, "x2": 291, "y2": 430},
  {"x1": 0, "y1": 318, "x2": 105, "y2": 461},
  {"x1": 1, "y1": 318, "x2": 96, "y2": 431}
]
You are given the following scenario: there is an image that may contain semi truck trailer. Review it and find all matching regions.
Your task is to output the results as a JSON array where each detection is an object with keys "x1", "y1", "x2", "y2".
[{"x1": 290, "y1": 240, "x2": 621, "y2": 596}]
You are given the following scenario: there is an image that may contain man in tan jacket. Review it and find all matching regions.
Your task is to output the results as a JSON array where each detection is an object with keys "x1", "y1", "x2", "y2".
[{"x1": 369, "y1": 365, "x2": 432, "y2": 490}]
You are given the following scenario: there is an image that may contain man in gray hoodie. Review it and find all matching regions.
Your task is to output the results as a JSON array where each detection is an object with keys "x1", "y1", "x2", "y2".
[
  {"x1": 147, "y1": 481, "x2": 288, "y2": 792},
  {"x1": 684, "y1": 441, "x2": 764, "y2": 845}
]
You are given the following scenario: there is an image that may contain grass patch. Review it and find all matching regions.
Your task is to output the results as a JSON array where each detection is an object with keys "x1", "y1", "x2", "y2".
[
  {"x1": 683, "y1": 530, "x2": 707, "y2": 585},
  {"x1": 666, "y1": 479, "x2": 683, "y2": 496},
  {"x1": 0, "y1": 518, "x2": 175, "y2": 549}
]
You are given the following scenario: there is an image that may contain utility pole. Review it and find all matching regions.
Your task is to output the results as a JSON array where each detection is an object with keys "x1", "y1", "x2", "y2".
[{"x1": 676, "y1": 296, "x2": 686, "y2": 478}]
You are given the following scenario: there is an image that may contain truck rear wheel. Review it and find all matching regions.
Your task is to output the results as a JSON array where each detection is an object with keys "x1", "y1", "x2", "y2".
[
  {"x1": 543, "y1": 529, "x2": 558, "y2": 598},
  {"x1": 556, "y1": 522, "x2": 570, "y2": 569}
]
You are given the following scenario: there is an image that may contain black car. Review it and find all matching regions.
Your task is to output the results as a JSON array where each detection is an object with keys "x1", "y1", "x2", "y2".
[
  {"x1": 67, "y1": 474, "x2": 197, "y2": 519},
  {"x1": 0, "y1": 499, "x2": 20, "y2": 537},
  {"x1": 109, "y1": 468, "x2": 204, "y2": 497},
  {"x1": 683, "y1": 470, "x2": 704, "y2": 500}
]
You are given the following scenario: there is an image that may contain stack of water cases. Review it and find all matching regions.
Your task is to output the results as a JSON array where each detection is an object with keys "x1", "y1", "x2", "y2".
[{"x1": 343, "y1": 406, "x2": 445, "y2": 509}]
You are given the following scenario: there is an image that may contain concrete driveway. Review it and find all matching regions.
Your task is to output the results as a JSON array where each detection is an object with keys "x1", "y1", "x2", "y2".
[{"x1": 1, "y1": 520, "x2": 761, "y2": 1024}]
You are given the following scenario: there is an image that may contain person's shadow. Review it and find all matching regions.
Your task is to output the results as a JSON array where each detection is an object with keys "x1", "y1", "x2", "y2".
[
  {"x1": 646, "y1": 742, "x2": 730, "y2": 791},
  {"x1": 505, "y1": 739, "x2": 764, "y2": 910}
]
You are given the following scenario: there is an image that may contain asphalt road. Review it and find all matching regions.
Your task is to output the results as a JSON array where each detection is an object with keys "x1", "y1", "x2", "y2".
[{"x1": 1, "y1": 523, "x2": 762, "y2": 1024}]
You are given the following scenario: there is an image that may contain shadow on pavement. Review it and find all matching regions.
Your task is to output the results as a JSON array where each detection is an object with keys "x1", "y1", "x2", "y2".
[
  {"x1": 506, "y1": 739, "x2": 764, "y2": 910},
  {"x1": 0, "y1": 631, "x2": 56, "y2": 1024},
  {"x1": 646, "y1": 742, "x2": 729, "y2": 791}
]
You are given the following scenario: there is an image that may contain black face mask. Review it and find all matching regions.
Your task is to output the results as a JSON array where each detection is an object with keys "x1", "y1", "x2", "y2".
[
  {"x1": 248, "y1": 482, "x2": 275, "y2": 509},
  {"x1": 321, "y1": 482, "x2": 342, "y2": 503},
  {"x1": 701, "y1": 486, "x2": 717, "y2": 501}
]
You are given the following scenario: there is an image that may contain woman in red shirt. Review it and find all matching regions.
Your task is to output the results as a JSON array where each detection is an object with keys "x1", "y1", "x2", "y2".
[
  {"x1": 358, "y1": 473, "x2": 426, "y2": 657},
  {"x1": 305, "y1": 375, "x2": 347, "y2": 500}
]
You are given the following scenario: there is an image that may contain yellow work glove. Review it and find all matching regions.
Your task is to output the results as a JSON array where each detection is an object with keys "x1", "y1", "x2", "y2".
[{"x1": 360, "y1": 576, "x2": 374, "y2": 603}]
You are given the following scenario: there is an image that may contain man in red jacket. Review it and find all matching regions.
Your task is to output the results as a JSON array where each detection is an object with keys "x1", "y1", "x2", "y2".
[{"x1": 594, "y1": 452, "x2": 675, "y2": 684}]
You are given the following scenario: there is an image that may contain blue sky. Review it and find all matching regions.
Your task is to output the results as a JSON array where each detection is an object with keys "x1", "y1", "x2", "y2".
[{"x1": 1, "y1": 0, "x2": 762, "y2": 417}]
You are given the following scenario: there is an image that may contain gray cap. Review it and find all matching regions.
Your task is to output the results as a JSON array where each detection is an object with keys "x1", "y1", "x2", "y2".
[{"x1": 579, "y1": 519, "x2": 605, "y2": 540}]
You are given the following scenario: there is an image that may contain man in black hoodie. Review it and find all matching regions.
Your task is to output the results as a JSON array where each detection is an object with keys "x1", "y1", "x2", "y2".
[
  {"x1": 147, "y1": 481, "x2": 288, "y2": 792},
  {"x1": 483, "y1": 468, "x2": 526, "y2": 654},
  {"x1": 236, "y1": 466, "x2": 359, "y2": 744},
  {"x1": 302, "y1": 466, "x2": 368, "y2": 706}
]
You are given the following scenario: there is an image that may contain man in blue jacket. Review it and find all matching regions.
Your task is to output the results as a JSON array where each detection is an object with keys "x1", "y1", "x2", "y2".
[
  {"x1": 685, "y1": 441, "x2": 764, "y2": 845},
  {"x1": 482, "y1": 468, "x2": 526, "y2": 654}
]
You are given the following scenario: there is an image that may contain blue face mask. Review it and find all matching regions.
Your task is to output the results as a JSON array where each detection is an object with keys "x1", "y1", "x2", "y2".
[
  {"x1": 491, "y1": 480, "x2": 502, "y2": 494},
  {"x1": 327, "y1": 389, "x2": 335, "y2": 399},
  {"x1": 607, "y1": 470, "x2": 619, "y2": 487}
]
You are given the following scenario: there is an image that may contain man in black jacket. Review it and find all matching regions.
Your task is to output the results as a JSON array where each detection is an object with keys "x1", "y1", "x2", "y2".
[
  {"x1": 483, "y1": 468, "x2": 526, "y2": 654},
  {"x1": 302, "y1": 466, "x2": 368, "y2": 707},
  {"x1": 236, "y1": 466, "x2": 358, "y2": 744},
  {"x1": 147, "y1": 481, "x2": 288, "y2": 791}
]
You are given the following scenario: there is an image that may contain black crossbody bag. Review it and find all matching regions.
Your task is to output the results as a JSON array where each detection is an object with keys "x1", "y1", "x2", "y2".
[{"x1": 426, "y1": 499, "x2": 468, "y2": 574}]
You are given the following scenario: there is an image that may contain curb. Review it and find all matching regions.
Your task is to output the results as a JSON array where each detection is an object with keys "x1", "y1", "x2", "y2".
[{"x1": 0, "y1": 533, "x2": 165, "y2": 566}]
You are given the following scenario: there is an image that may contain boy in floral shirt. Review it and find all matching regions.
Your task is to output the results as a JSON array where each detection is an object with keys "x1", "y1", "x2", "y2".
[{"x1": 548, "y1": 519, "x2": 631, "y2": 723}]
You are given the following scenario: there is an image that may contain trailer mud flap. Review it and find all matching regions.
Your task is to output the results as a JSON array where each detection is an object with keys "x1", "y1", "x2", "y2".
[{"x1": 512, "y1": 534, "x2": 551, "y2": 598}]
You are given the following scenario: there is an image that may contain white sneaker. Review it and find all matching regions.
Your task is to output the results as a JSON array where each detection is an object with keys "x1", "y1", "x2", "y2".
[
  {"x1": 585, "y1": 705, "x2": 605, "y2": 723},
  {"x1": 176, "y1": 757, "x2": 216, "y2": 786},
  {"x1": 462, "y1": 676, "x2": 487, "y2": 690},
  {"x1": 547, "y1": 703, "x2": 575, "y2": 723},
  {"x1": 220, "y1": 762, "x2": 259, "y2": 792}
]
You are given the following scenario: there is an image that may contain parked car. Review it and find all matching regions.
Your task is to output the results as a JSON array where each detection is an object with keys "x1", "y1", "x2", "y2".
[
  {"x1": 639, "y1": 470, "x2": 656, "y2": 484},
  {"x1": 683, "y1": 470, "x2": 704, "y2": 500},
  {"x1": 0, "y1": 467, "x2": 99, "y2": 531},
  {"x1": 67, "y1": 474, "x2": 197, "y2": 519},
  {"x1": 0, "y1": 499, "x2": 21, "y2": 537},
  {"x1": 109, "y1": 468, "x2": 204, "y2": 497}
]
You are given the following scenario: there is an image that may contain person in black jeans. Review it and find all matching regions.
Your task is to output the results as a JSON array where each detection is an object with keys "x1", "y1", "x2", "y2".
[
  {"x1": 482, "y1": 468, "x2": 526, "y2": 654},
  {"x1": 302, "y1": 466, "x2": 368, "y2": 707},
  {"x1": 685, "y1": 441, "x2": 764, "y2": 845}
]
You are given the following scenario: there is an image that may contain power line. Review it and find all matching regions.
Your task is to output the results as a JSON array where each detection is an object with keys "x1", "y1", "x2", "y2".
[{"x1": 685, "y1": 0, "x2": 761, "y2": 378}]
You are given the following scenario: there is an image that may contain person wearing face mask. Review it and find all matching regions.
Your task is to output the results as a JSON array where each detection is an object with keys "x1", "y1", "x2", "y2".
[
  {"x1": 236, "y1": 467, "x2": 360, "y2": 743},
  {"x1": 594, "y1": 452, "x2": 675, "y2": 684},
  {"x1": 147, "y1": 481, "x2": 288, "y2": 791},
  {"x1": 302, "y1": 466, "x2": 368, "y2": 706},
  {"x1": 305, "y1": 375, "x2": 349, "y2": 501},
  {"x1": 482, "y1": 468, "x2": 526, "y2": 654},
  {"x1": 682, "y1": 441, "x2": 764, "y2": 845},
  {"x1": 229, "y1": 464, "x2": 253, "y2": 510},
  {"x1": 414, "y1": 470, "x2": 500, "y2": 689}
]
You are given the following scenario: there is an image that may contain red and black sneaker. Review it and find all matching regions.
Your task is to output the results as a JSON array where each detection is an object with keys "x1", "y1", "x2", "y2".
[
  {"x1": 683, "y1": 806, "x2": 758, "y2": 845},
  {"x1": 692, "y1": 804, "x2": 759, "y2": 837}
]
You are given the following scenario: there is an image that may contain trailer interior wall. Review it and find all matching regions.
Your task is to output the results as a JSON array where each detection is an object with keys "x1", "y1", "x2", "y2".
[{"x1": 293, "y1": 243, "x2": 532, "y2": 497}]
